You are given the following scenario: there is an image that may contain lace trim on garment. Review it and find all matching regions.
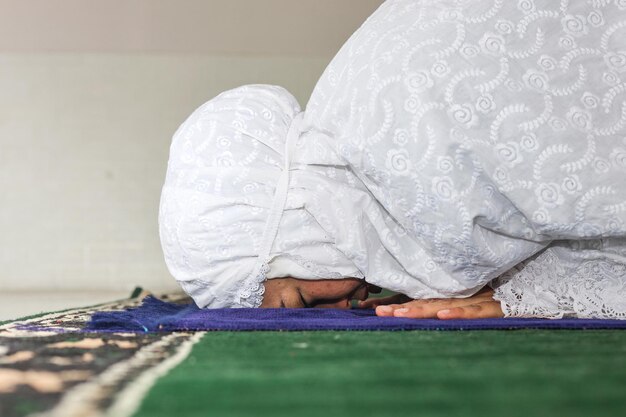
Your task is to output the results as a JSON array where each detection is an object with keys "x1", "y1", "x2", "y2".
[
  {"x1": 284, "y1": 253, "x2": 365, "y2": 280},
  {"x1": 492, "y1": 250, "x2": 626, "y2": 319},
  {"x1": 177, "y1": 263, "x2": 268, "y2": 309},
  {"x1": 234, "y1": 262, "x2": 269, "y2": 308}
]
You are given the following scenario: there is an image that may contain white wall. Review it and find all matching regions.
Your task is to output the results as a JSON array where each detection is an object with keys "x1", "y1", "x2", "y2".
[{"x1": 0, "y1": 0, "x2": 384, "y2": 292}]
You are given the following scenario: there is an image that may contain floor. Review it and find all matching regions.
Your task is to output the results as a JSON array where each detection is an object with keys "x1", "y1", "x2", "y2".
[
  {"x1": 2, "y1": 292, "x2": 625, "y2": 417},
  {"x1": 0, "y1": 291, "x2": 131, "y2": 321}
]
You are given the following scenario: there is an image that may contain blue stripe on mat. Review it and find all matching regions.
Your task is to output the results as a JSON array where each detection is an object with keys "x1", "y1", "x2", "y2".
[{"x1": 82, "y1": 296, "x2": 626, "y2": 332}]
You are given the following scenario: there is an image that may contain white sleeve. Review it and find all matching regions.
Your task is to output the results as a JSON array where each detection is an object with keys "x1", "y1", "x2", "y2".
[{"x1": 491, "y1": 239, "x2": 626, "y2": 320}]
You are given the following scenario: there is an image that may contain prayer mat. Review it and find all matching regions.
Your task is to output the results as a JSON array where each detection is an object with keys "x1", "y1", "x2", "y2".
[
  {"x1": 134, "y1": 330, "x2": 626, "y2": 417},
  {"x1": 2, "y1": 292, "x2": 626, "y2": 417},
  {"x1": 86, "y1": 295, "x2": 626, "y2": 332}
]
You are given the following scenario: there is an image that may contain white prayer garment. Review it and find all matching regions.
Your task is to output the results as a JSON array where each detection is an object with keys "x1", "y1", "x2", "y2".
[{"x1": 159, "y1": 0, "x2": 626, "y2": 318}]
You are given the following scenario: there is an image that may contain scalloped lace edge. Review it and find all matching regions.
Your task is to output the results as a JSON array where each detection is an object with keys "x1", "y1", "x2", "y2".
[{"x1": 492, "y1": 249, "x2": 626, "y2": 319}]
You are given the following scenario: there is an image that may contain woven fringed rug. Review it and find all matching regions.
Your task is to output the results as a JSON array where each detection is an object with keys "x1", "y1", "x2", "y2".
[
  {"x1": 0, "y1": 292, "x2": 201, "y2": 417},
  {"x1": 85, "y1": 296, "x2": 626, "y2": 332}
]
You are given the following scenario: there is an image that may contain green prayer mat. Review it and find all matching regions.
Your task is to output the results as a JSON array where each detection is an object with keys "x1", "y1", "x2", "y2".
[{"x1": 133, "y1": 331, "x2": 626, "y2": 417}]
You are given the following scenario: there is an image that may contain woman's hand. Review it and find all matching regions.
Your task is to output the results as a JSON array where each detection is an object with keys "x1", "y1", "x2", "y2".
[
  {"x1": 362, "y1": 287, "x2": 504, "y2": 320},
  {"x1": 357, "y1": 293, "x2": 412, "y2": 309}
]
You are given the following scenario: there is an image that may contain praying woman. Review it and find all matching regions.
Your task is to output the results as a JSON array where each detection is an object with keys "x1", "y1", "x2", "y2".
[{"x1": 159, "y1": 0, "x2": 626, "y2": 320}]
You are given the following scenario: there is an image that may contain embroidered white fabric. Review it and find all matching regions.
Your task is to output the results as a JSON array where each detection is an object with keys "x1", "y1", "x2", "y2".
[
  {"x1": 492, "y1": 238, "x2": 626, "y2": 319},
  {"x1": 160, "y1": 0, "x2": 626, "y2": 316}
]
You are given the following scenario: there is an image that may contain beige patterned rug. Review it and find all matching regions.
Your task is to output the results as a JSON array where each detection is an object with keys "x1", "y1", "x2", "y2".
[{"x1": 0, "y1": 290, "x2": 204, "y2": 417}]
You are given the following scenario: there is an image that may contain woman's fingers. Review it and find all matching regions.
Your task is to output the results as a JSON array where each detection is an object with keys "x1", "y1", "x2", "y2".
[
  {"x1": 375, "y1": 298, "x2": 478, "y2": 318},
  {"x1": 372, "y1": 292, "x2": 504, "y2": 320},
  {"x1": 364, "y1": 288, "x2": 495, "y2": 311},
  {"x1": 358, "y1": 298, "x2": 386, "y2": 309},
  {"x1": 436, "y1": 301, "x2": 504, "y2": 320},
  {"x1": 375, "y1": 304, "x2": 404, "y2": 316},
  {"x1": 359, "y1": 294, "x2": 410, "y2": 309},
  {"x1": 358, "y1": 298, "x2": 383, "y2": 309},
  {"x1": 389, "y1": 304, "x2": 433, "y2": 318}
]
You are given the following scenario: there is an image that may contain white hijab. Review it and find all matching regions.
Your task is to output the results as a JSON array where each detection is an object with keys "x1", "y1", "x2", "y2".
[
  {"x1": 160, "y1": 0, "x2": 626, "y2": 308},
  {"x1": 159, "y1": 85, "x2": 366, "y2": 308}
]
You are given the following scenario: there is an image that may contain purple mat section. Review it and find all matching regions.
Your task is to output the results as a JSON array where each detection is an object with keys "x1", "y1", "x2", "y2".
[{"x1": 84, "y1": 296, "x2": 626, "y2": 332}]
